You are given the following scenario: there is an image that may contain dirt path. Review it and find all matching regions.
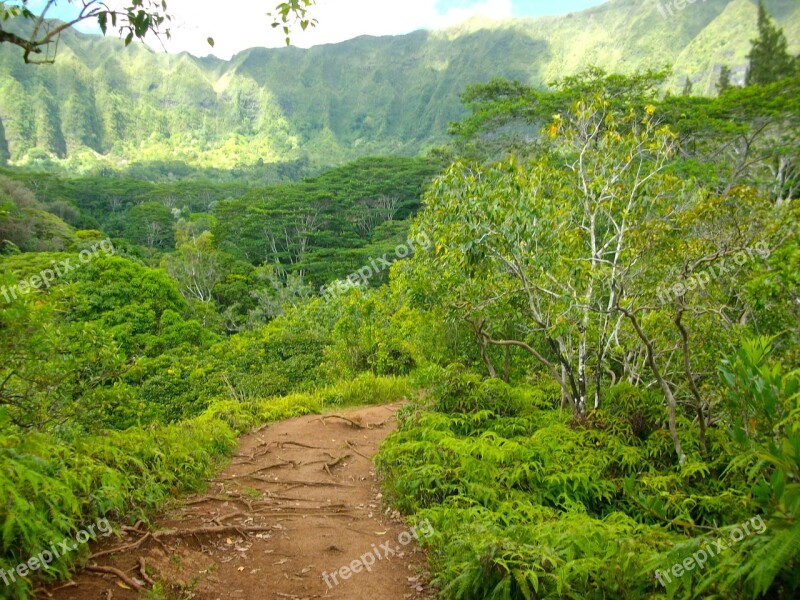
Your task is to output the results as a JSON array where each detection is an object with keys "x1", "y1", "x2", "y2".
[{"x1": 44, "y1": 403, "x2": 433, "y2": 600}]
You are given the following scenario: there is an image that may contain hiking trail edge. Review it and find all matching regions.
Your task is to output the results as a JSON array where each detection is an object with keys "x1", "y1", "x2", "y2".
[{"x1": 43, "y1": 402, "x2": 434, "y2": 600}]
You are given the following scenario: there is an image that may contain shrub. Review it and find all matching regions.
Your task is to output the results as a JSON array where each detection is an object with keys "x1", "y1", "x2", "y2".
[
  {"x1": 377, "y1": 368, "x2": 787, "y2": 600},
  {"x1": 317, "y1": 373, "x2": 411, "y2": 407},
  {"x1": 603, "y1": 382, "x2": 664, "y2": 441},
  {"x1": 431, "y1": 366, "x2": 551, "y2": 417}
]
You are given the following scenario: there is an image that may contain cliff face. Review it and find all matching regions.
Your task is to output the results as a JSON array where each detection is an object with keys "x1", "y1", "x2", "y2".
[{"x1": 0, "y1": 0, "x2": 797, "y2": 170}]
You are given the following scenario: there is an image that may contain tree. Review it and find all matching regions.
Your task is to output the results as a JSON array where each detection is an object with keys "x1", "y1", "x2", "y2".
[
  {"x1": 164, "y1": 231, "x2": 226, "y2": 303},
  {"x1": 0, "y1": 176, "x2": 41, "y2": 251},
  {"x1": 412, "y1": 69, "x2": 796, "y2": 465},
  {"x1": 745, "y1": 1, "x2": 797, "y2": 86},
  {"x1": 0, "y1": 1, "x2": 317, "y2": 64},
  {"x1": 660, "y1": 77, "x2": 800, "y2": 203},
  {"x1": 0, "y1": 117, "x2": 9, "y2": 164},
  {"x1": 353, "y1": 195, "x2": 400, "y2": 236},
  {"x1": 247, "y1": 264, "x2": 314, "y2": 326},
  {"x1": 410, "y1": 93, "x2": 681, "y2": 419},
  {"x1": 0, "y1": 283, "x2": 126, "y2": 430},
  {"x1": 449, "y1": 68, "x2": 670, "y2": 163},
  {"x1": 262, "y1": 204, "x2": 325, "y2": 277},
  {"x1": 716, "y1": 65, "x2": 733, "y2": 95},
  {"x1": 124, "y1": 201, "x2": 174, "y2": 254}
]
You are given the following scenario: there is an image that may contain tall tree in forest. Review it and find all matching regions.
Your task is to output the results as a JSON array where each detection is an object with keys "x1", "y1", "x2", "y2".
[
  {"x1": 746, "y1": 1, "x2": 797, "y2": 86},
  {"x1": 716, "y1": 65, "x2": 733, "y2": 95},
  {"x1": 124, "y1": 201, "x2": 174, "y2": 254},
  {"x1": 409, "y1": 92, "x2": 681, "y2": 418},
  {"x1": 165, "y1": 231, "x2": 226, "y2": 303},
  {"x1": 0, "y1": 118, "x2": 9, "y2": 164}
]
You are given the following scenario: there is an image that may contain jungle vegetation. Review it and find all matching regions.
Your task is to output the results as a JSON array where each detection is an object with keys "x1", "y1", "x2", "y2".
[{"x1": 0, "y1": 2, "x2": 799, "y2": 599}]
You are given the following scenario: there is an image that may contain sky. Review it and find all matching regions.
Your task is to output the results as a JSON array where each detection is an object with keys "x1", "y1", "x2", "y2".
[{"x1": 21, "y1": 0, "x2": 608, "y2": 59}]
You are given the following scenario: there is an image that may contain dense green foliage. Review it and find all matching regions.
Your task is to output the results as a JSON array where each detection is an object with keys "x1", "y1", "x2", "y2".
[
  {"x1": 0, "y1": 157, "x2": 448, "y2": 597},
  {"x1": 377, "y1": 354, "x2": 799, "y2": 599},
  {"x1": 0, "y1": 256, "x2": 421, "y2": 597},
  {"x1": 2, "y1": 66, "x2": 799, "y2": 597},
  {"x1": 0, "y1": 150, "x2": 460, "y2": 596},
  {"x1": 1, "y1": 2, "x2": 799, "y2": 596},
  {"x1": 0, "y1": 155, "x2": 442, "y2": 300},
  {"x1": 367, "y1": 61, "x2": 799, "y2": 599}
]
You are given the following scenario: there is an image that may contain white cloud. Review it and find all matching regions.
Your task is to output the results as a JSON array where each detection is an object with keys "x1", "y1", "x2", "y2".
[
  {"x1": 429, "y1": 0, "x2": 514, "y2": 29},
  {"x1": 152, "y1": 0, "x2": 514, "y2": 59}
]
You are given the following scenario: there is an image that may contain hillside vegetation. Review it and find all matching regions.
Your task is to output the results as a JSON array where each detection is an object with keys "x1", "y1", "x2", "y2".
[
  {"x1": 0, "y1": 0, "x2": 798, "y2": 176},
  {"x1": 0, "y1": 1, "x2": 799, "y2": 599}
]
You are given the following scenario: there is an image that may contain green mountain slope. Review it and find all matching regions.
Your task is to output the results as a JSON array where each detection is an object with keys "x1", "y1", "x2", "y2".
[{"x1": 0, "y1": 0, "x2": 797, "y2": 174}]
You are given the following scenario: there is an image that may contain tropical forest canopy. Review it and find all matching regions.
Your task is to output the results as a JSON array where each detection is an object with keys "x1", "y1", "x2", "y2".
[{"x1": 0, "y1": 0, "x2": 799, "y2": 599}]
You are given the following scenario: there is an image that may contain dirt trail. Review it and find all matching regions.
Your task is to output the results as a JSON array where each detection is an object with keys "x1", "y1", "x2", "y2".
[{"x1": 44, "y1": 403, "x2": 433, "y2": 600}]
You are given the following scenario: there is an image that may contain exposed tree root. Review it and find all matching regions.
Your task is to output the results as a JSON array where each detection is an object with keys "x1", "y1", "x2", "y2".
[
  {"x1": 185, "y1": 494, "x2": 243, "y2": 505},
  {"x1": 90, "y1": 532, "x2": 152, "y2": 560},
  {"x1": 319, "y1": 414, "x2": 369, "y2": 428},
  {"x1": 212, "y1": 510, "x2": 246, "y2": 525},
  {"x1": 323, "y1": 454, "x2": 351, "y2": 476},
  {"x1": 222, "y1": 459, "x2": 295, "y2": 480},
  {"x1": 235, "y1": 442, "x2": 270, "y2": 461},
  {"x1": 153, "y1": 524, "x2": 276, "y2": 538},
  {"x1": 265, "y1": 478, "x2": 354, "y2": 487},
  {"x1": 263, "y1": 493, "x2": 329, "y2": 502},
  {"x1": 254, "y1": 504, "x2": 349, "y2": 514},
  {"x1": 346, "y1": 440, "x2": 372, "y2": 460},
  {"x1": 276, "y1": 440, "x2": 326, "y2": 450},
  {"x1": 90, "y1": 524, "x2": 277, "y2": 560},
  {"x1": 48, "y1": 581, "x2": 77, "y2": 594},
  {"x1": 138, "y1": 557, "x2": 157, "y2": 586},
  {"x1": 86, "y1": 564, "x2": 144, "y2": 591}
]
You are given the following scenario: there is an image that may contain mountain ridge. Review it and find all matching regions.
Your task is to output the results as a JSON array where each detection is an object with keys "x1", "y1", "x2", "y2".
[{"x1": 0, "y1": 0, "x2": 797, "y2": 177}]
